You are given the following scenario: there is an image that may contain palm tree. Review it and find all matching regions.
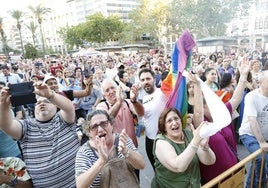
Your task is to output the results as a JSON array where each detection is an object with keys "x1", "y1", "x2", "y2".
[
  {"x1": 26, "y1": 21, "x2": 38, "y2": 47},
  {"x1": 0, "y1": 17, "x2": 8, "y2": 58},
  {"x1": 10, "y1": 10, "x2": 25, "y2": 56},
  {"x1": 29, "y1": 4, "x2": 51, "y2": 55}
]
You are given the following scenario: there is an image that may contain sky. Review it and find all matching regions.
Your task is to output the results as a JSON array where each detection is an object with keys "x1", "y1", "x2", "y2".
[
  {"x1": 0, "y1": 0, "x2": 63, "y2": 17},
  {"x1": 1, "y1": 0, "x2": 37, "y2": 15}
]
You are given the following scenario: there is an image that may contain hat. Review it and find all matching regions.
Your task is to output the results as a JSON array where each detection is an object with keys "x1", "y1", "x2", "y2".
[
  {"x1": 117, "y1": 63, "x2": 124, "y2": 69},
  {"x1": 43, "y1": 74, "x2": 56, "y2": 83}
]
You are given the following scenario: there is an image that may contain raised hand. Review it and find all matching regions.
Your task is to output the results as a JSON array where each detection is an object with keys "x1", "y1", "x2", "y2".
[
  {"x1": 33, "y1": 81, "x2": 52, "y2": 98},
  {"x1": 190, "y1": 122, "x2": 208, "y2": 146},
  {"x1": 118, "y1": 129, "x2": 128, "y2": 155},
  {"x1": 0, "y1": 86, "x2": 10, "y2": 104},
  {"x1": 237, "y1": 56, "x2": 252, "y2": 76},
  {"x1": 116, "y1": 86, "x2": 125, "y2": 101},
  {"x1": 95, "y1": 136, "x2": 109, "y2": 163},
  {"x1": 130, "y1": 84, "x2": 139, "y2": 102}
]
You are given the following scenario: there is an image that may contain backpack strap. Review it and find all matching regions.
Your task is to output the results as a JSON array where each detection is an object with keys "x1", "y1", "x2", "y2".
[
  {"x1": 104, "y1": 101, "x2": 109, "y2": 110},
  {"x1": 124, "y1": 100, "x2": 134, "y2": 115}
]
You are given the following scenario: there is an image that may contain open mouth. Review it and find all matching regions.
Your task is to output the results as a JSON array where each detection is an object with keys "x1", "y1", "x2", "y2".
[
  {"x1": 98, "y1": 133, "x2": 106, "y2": 138},
  {"x1": 39, "y1": 106, "x2": 46, "y2": 111},
  {"x1": 171, "y1": 127, "x2": 179, "y2": 131}
]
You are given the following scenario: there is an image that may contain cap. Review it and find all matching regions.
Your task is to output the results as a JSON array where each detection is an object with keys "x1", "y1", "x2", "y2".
[{"x1": 43, "y1": 74, "x2": 56, "y2": 83}]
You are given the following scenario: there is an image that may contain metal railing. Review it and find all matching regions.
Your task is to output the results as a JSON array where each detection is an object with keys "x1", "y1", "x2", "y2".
[{"x1": 202, "y1": 148, "x2": 265, "y2": 188}]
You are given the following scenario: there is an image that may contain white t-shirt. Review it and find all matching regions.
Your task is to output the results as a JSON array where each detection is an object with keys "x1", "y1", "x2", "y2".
[
  {"x1": 142, "y1": 88, "x2": 168, "y2": 139},
  {"x1": 239, "y1": 89, "x2": 268, "y2": 140}
]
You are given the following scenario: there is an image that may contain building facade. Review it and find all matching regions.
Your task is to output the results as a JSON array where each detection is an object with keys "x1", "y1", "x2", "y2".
[
  {"x1": 3, "y1": 0, "x2": 139, "y2": 55},
  {"x1": 227, "y1": 0, "x2": 268, "y2": 51}
]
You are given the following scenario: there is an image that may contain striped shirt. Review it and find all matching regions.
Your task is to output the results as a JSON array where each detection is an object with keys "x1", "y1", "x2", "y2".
[
  {"x1": 75, "y1": 135, "x2": 137, "y2": 188},
  {"x1": 18, "y1": 113, "x2": 80, "y2": 188}
]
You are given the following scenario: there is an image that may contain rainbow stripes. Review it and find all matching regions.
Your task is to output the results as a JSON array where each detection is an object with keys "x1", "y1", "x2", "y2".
[{"x1": 161, "y1": 31, "x2": 195, "y2": 127}]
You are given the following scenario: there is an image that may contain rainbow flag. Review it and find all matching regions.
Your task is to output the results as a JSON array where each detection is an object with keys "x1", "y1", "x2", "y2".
[{"x1": 161, "y1": 31, "x2": 195, "y2": 127}]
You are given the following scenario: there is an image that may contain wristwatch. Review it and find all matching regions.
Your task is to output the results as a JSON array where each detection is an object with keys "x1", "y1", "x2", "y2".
[{"x1": 10, "y1": 176, "x2": 18, "y2": 186}]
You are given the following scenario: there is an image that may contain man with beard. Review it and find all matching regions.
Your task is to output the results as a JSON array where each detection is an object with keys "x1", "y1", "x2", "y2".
[{"x1": 138, "y1": 69, "x2": 168, "y2": 170}]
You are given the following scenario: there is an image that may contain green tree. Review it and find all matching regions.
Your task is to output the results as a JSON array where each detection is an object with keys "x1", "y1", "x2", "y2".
[
  {"x1": 59, "y1": 25, "x2": 84, "y2": 49},
  {"x1": 0, "y1": 17, "x2": 8, "y2": 58},
  {"x1": 10, "y1": 10, "x2": 25, "y2": 56},
  {"x1": 130, "y1": 0, "x2": 253, "y2": 44},
  {"x1": 170, "y1": 0, "x2": 253, "y2": 38},
  {"x1": 129, "y1": 0, "x2": 172, "y2": 49},
  {"x1": 24, "y1": 43, "x2": 38, "y2": 59},
  {"x1": 29, "y1": 4, "x2": 51, "y2": 55},
  {"x1": 26, "y1": 21, "x2": 38, "y2": 47},
  {"x1": 119, "y1": 23, "x2": 138, "y2": 44},
  {"x1": 84, "y1": 13, "x2": 109, "y2": 44},
  {"x1": 59, "y1": 13, "x2": 125, "y2": 46},
  {"x1": 105, "y1": 15, "x2": 125, "y2": 41}
]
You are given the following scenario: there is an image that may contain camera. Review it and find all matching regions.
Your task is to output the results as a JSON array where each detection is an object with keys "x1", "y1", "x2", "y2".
[{"x1": 9, "y1": 82, "x2": 37, "y2": 106}]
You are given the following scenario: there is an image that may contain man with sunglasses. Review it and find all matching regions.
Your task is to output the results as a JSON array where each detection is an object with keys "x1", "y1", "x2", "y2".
[{"x1": 0, "y1": 81, "x2": 80, "y2": 187}]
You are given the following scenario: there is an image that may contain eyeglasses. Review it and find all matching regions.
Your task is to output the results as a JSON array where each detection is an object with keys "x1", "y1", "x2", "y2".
[{"x1": 90, "y1": 120, "x2": 109, "y2": 131}]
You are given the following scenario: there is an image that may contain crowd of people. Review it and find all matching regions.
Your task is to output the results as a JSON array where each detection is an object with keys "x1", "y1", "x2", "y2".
[{"x1": 0, "y1": 46, "x2": 268, "y2": 187}]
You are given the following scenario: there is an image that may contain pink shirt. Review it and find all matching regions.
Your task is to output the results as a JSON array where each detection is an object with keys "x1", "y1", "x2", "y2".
[
  {"x1": 96, "y1": 100, "x2": 138, "y2": 147},
  {"x1": 200, "y1": 102, "x2": 238, "y2": 182}
]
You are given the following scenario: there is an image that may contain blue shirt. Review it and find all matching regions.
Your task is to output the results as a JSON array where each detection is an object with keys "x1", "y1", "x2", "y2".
[{"x1": 0, "y1": 130, "x2": 21, "y2": 158}]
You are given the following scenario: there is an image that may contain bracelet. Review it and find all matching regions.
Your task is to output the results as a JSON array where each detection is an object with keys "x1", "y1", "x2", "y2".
[
  {"x1": 124, "y1": 149, "x2": 130, "y2": 158},
  {"x1": 189, "y1": 143, "x2": 199, "y2": 152},
  {"x1": 47, "y1": 91, "x2": 55, "y2": 101}
]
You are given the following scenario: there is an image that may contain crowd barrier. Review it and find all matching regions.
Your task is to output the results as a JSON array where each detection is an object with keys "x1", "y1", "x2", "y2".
[{"x1": 202, "y1": 148, "x2": 266, "y2": 188}]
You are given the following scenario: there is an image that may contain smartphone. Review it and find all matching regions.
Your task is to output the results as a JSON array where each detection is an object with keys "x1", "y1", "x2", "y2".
[{"x1": 9, "y1": 82, "x2": 37, "y2": 106}]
